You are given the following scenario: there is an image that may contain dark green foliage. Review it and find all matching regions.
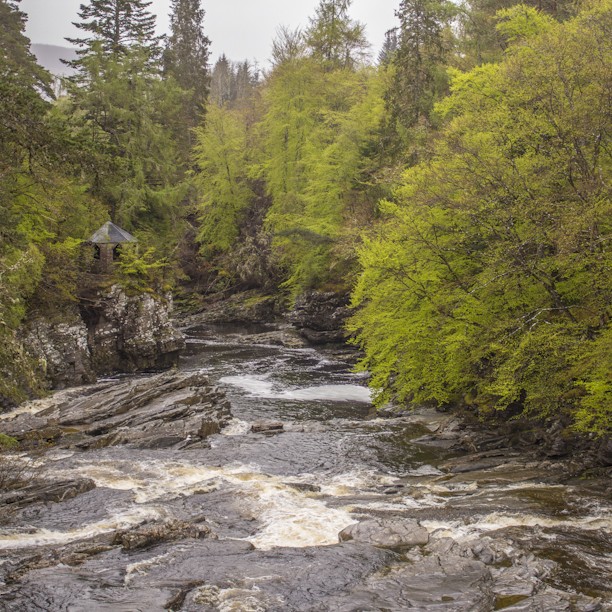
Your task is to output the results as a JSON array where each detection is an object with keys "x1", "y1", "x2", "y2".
[
  {"x1": 164, "y1": 0, "x2": 211, "y2": 142},
  {"x1": 0, "y1": 0, "x2": 107, "y2": 402},
  {"x1": 385, "y1": 0, "x2": 456, "y2": 139},
  {"x1": 63, "y1": 43, "x2": 189, "y2": 256},
  {"x1": 66, "y1": 0, "x2": 161, "y2": 64}
]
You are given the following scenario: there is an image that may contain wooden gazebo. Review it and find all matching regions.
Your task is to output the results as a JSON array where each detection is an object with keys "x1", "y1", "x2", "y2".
[{"x1": 88, "y1": 221, "x2": 137, "y2": 273}]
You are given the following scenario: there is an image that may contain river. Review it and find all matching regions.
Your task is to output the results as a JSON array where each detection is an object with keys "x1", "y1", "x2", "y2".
[{"x1": 0, "y1": 323, "x2": 610, "y2": 610}]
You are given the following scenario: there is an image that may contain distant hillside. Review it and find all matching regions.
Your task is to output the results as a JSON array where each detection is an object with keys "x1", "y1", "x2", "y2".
[{"x1": 31, "y1": 44, "x2": 77, "y2": 77}]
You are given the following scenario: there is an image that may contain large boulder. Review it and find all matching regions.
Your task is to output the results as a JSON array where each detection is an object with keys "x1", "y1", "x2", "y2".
[{"x1": 339, "y1": 518, "x2": 429, "y2": 550}]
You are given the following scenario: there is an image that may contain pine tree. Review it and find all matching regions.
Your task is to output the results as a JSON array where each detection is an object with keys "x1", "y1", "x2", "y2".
[
  {"x1": 378, "y1": 28, "x2": 399, "y2": 65},
  {"x1": 164, "y1": 0, "x2": 211, "y2": 128},
  {"x1": 66, "y1": 0, "x2": 162, "y2": 69},
  {"x1": 210, "y1": 54, "x2": 232, "y2": 106},
  {"x1": 387, "y1": 0, "x2": 455, "y2": 130}
]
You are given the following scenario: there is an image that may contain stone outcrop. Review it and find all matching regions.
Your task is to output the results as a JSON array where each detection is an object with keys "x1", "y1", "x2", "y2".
[
  {"x1": 22, "y1": 309, "x2": 95, "y2": 390},
  {"x1": 113, "y1": 519, "x2": 212, "y2": 551},
  {"x1": 288, "y1": 291, "x2": 351, "y2": 344},
  {"x1": 81, "y1": 285, "x2": 185, "y2": 375},
  {"x1": 2, "y1": 370, "x2": 232, "y2": 450},
  {"x1": 0, "y1": 479, "x2": 97, "y2": 511},
  {"x1": 20, "y1": 286, "x2": 185, "y2": 396},
  {"x1": 181, "y1": 290, "x2": 281, "y2": 325}
]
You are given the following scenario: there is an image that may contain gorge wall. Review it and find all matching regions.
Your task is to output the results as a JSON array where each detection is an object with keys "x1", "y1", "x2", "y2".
[{"x1": 14, "y1": 285, "x2": 185, "y2": 400}]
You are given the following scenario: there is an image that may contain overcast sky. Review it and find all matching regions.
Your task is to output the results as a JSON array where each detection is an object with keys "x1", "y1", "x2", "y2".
[{"x1": 20, "y1": 0, "x2": 399, "y2": 66}]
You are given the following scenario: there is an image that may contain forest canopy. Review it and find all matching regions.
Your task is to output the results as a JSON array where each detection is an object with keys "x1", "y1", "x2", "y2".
[{"x1": 0, "y1": 0, "x2": 609, "y2": 434}]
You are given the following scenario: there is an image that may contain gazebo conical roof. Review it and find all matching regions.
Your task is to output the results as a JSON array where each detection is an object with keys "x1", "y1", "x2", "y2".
[{"x1": 89, "y1": 222, "x2": 137, "y2": 245}]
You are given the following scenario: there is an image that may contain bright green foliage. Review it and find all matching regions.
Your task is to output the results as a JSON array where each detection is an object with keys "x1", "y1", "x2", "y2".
[
  {"x1": 305, "y1": 0, "x2": 369, "y2": 70},
  {"x1": 261, "y1": 58, "x2": 386, "y2": 297},
  {"x1": 193, "y1": 104, "x2": 254, "y2": 257},
  {"x1": 456, "y1": 0, "x2": 578, "y2": 68},
  {"x1": 350, "y1": 3, "x2": 612, "y2": 433},
  {"x1": 114, "y1": 244, "x2": 170, "y2": 294}
]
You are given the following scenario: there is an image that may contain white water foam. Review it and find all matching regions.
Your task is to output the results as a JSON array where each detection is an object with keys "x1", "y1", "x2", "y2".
[
  {"x1": 423, "y1": 511, "x2": 612, "y2": 541},
  {"x1": 220, "y1": 418, "x2": 251, "y2": 436},
  {"x1": 124, "y1": 552, "x2": 172, "y2": 585},
  {"x1": 220, "y1": 375, "x2": 372, "y2": 403},
  {"x1": 0, "y1": 506, "x2": 167, "y2": 550},
  {"x1": 51, "y1": 459, "x2": 356, "y2": 550}
]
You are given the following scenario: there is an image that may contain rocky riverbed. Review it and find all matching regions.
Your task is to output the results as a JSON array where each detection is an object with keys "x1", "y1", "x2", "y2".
[{"x1": 0, "y1": 322, "x2": 610, "y2": 611}]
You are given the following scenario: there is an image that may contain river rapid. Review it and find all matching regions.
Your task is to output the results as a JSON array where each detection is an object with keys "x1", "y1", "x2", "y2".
[{"x1": 0, "y1": 323, "x2": 610, "y2": 611}]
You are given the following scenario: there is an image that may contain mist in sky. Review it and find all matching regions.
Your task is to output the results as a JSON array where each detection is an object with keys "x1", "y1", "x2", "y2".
[{"x1": 20, "y1": 0, "x2": 399, "y2": 65}]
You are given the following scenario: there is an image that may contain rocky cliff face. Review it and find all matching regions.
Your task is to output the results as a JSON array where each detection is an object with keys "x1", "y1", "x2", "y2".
[
  {"x1": 81, "y1": 285, "x2": 185, "y2": 375},
  {"x1": 22, "y1": 309, "x2": 95, "y2": 390},
  {"x1": 20, "y1": 285, "x2": 185, "y2": 394}
]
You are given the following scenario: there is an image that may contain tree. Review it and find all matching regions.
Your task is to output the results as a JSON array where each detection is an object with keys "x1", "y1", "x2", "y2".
[
  {"x1": 209, "y1": 55, "x2": 259, "y2": 109},
  {"x1": 209, "y1": 54, "x2": 233, "y2": 106},
  {"x1": 164, "y1": 0, "x2": 211, "y2": 130},
  {"x1": 261, "y1": 51, "x2": 386, "y2": 297},
  {"x1": 378, "y1": 28, "x2": 399, "y2": 64},
  {"x1": 66, "y1": 0, "x2": 162, "y2": 75},
  {"x1": 61, "y1": 38, "x2": 188, "y2": 256},
  {"x1": 193, "y1": 104, "x2": 254, "y2": 257},
  {"x1": 457, "y1": 0, "x2": 578, "y2": 68},
  {"x1": 305, "y1": 0, "x2": 369, "y2": 70},
  {"x1": 386, "y1": 0, "x2": 455, "y2": 133},
  {"x1": 349, "y1": 3, "x2": 612, "y2": 434},
  {"x1": 271, "y1": 26, "x2": 306, "y2": 67},
  {"x1": 0, "y1": 0, "x2": 107, "y2": 403}
]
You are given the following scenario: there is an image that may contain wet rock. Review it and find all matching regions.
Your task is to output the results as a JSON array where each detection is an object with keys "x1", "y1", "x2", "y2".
[
  {"x1": 0, "y1": 478, "x2": 96, "y2": 511},
  {"x1": 18, "y1": 287, "x2": 185, "y2": 397},
  {"x1": 4, "y1": 370, "x2": 232, "y2": 450},
  {"x1": 323, "y1": 554, "x2": 493, "y2": 611},
  {"x1": 284, "y1": 482, "x2": 321, "y2": 493},
  {"x1": 180, "y1": 291, "x2": 281, "y2": 325},
  {"x1": 251, "y1": 420, "x2": 284, "y2": 434},
  {"x1": 239, "y1": 329, "x2": 310, "y2": 349},
  {"x1": 492, "y1": 568, "x2": 538, "y2": 599},
  {"x1": 497, "y1": 587, "x2": 604, "y2": 611},
  {"x1": 113, "y1": 519, "x2": 212, "y2": 551},
  {"x1": 338, "y1": 518, "x2": 429, "y2": 550},
  {"x1": 288, "y1": 291, "x2": 351, "y2": 344},
  {"x1": 596, "y1": 437, "x2": 612, "y2": 466}
]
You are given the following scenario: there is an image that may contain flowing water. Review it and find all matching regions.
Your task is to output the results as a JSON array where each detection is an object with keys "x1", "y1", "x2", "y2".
[{"x1": 0, "y1": 323, "x2": 610, "y2": 611}]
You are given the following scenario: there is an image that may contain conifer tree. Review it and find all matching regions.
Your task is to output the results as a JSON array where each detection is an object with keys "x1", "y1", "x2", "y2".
[
  {"x1": 67, "y1": 0, "x2": 162, "y2": 70},
  {"x1": 387, "y1": 0, "x2": 455, "y2": 130},
  {"x1": 378, "y1": 28, "x2": 399, "y2": 65},
  {"x1": 210, "y1": 54, "x2": 232, "y2": 106},
  {"x1": 164, "y1": 0, "x2": 211, "y2": 128}
]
